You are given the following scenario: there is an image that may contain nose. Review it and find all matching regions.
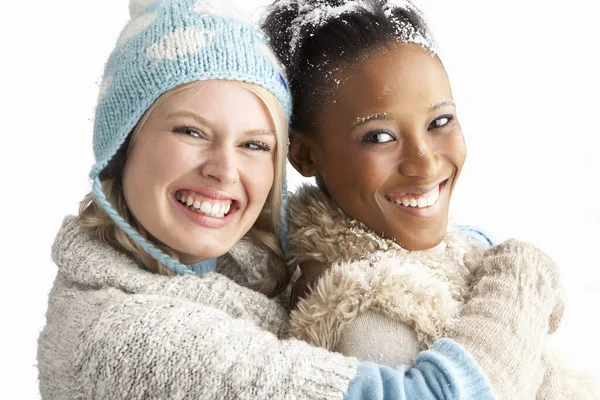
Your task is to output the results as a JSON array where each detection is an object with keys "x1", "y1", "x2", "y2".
[
  {"x1": 199, "y1": 146, "x2": 239, "y2": 186},
  {"x1": 397, "y1": 135, "x2": 440, "y2": 179}
]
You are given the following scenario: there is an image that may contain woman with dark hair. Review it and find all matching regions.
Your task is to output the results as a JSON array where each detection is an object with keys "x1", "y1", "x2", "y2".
[{"x1": 262, "y1": 0, "x2": 596, "y2": 398}]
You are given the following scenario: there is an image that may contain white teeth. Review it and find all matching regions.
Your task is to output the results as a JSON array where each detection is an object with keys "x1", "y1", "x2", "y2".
[
  {"x1": 389, "y1": 184, "x2": 442, "y2": 208},
  {"x1": 176, "y1": 191, "x2": 232, "y2": 218},
  {"x1": 200, "y1": 201, "x2": 211, "y2": 213},
  {"x1": 427, "y1": 191, "x2": 439, "y2": 206}
]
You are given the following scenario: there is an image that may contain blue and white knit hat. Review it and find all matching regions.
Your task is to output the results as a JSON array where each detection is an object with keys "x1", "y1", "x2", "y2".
[{"x1": 91, "y1": 0, "x2": 292, "y2": 275}]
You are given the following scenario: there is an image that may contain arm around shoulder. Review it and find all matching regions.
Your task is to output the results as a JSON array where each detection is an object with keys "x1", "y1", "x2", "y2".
[
  {"x1": 40, "y1": 288, "x2": 498, "y2": 399},
  {"x1": 60, "y1": 292, "x2": 359, "y2": 399}
]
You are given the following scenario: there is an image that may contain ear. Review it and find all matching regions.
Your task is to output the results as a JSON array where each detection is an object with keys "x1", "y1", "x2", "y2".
[{"x1": 288, "y1": 130, "x2": 320, "y2": 177}]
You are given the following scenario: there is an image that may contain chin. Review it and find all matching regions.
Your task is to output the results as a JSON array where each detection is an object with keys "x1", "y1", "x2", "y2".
[
  {"x1": 395, "y1": 227, "x2": 447, "y2": 251},
  {"x1": 169, "y1": 237, "x2": 228, "y2": 262},
  {"x1": 402, "y1": 239, "x2": 440, "y2": 251},
  {"x1": 176, "y1": 247, "x2": 225, "y2": 264}
]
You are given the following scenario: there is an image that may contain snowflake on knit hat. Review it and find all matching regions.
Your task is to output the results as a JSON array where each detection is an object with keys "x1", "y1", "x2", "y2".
[
  {"x1": 97, "y1": 76, "x2": 113, "y2": 103},
  {"x1": 117, "y1": 12, "x2": 158, "y2": 47},
  {"x1": 146, "y1": 27, "x2": 216, "y2": 60}
]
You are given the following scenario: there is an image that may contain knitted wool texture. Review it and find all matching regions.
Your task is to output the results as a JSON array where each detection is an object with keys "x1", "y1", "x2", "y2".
[
  {"x1": 287, "y1": 185, "x2": 599, "y2": 399},
  {"x1": 90, "y1": 0, "x2": 292, "y2": 274},
  {"x1": 39, "y1": 215, "x2": 570, "y2": 399},
  {"x1": 37, "y1": 216, "x2": 359, "y2": 399}
]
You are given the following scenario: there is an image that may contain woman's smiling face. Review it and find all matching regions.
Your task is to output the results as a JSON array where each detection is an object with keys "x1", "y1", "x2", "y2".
[
  {"x1": 122, "y1": 81, "x2": 277, "y2": 263},
  {"x1": 294, "y1": 43, "x2": 466, "y2": 250}
]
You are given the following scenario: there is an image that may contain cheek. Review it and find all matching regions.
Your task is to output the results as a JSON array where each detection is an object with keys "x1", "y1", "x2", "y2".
[
  {"x1": 122, "y1": 148, "x2": 151, "y2": 204},
  {"x1": 322, "y1": 146, "x2": 390, "y2": 190},
  {"x1": 450, "y1": 133, "x2": 467, "y2": 171},
  {"x1": 435, "y1": 133, "x2": 466, "y2": 172},
  {"x1": 242, "y1": 157, "x2": 275, "y2": 205},
  {"x1": 124, "y1": 139, "x2": 193, "y2": 203}
]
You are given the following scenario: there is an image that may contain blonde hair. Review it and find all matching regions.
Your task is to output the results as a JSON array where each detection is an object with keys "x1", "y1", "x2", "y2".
[{"x1": 79, "y1": 80, "x2": 290, "y2": 297}]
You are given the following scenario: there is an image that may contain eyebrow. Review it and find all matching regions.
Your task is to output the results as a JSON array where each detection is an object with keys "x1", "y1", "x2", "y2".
[
  {"x1": 351, "y1": 112, "x2": 392, "y2": 128},
  {"x1": 167, "y1": 111, "x2": 208, "y2": 125},
  {"x1": 350, "y1": 100, "x2": 456, "y2": 129},
  {"x1": 429, "y1": 100, "x2": 455, "y2": 111},
  {"x1": 167, "y1": 111, "x2": 276, "y2": 136},
  {"x1": 243, "y1": 129, "x2": 277, "y2": 137}
]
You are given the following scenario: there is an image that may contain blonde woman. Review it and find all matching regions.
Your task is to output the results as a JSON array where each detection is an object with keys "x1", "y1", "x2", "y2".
[{"x1": 38, "y1": 0, "x2": 562, "y2": 399}]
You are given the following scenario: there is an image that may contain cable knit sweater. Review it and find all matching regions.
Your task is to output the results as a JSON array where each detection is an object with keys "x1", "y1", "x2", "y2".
[{"x1": 287, "y1": 184, "x2": 599, "y2": 399}]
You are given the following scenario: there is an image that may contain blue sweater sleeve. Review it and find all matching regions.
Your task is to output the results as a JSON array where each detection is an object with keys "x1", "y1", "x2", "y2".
[
  {"x1": 457, "y1": 225, "x2": 497, "y2": 247},
  {"x1": 344, "y1": 338, "x2": 497, "y2": 400}
]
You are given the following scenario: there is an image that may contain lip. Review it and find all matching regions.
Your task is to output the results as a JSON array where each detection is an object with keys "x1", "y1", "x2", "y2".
[
  {"x1": 169, "y1": 185, "x2": 241, "y2": 229},
  {"x1": 171, "y1": 185, "x2": 241, "y2": 203},
  {"x1": 386, "y1": 178, "x2": 448, "y2": 196},
  {"x1": 384, "y1": 179, "x2": 449, "y2": 218}
]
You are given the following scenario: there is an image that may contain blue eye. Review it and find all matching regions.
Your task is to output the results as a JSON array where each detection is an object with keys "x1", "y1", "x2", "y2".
[
  {"x1": 362, "y1": 131, "x2": 395, "y2": 143},
  {"x1": 173, "y1": 126, "x2": 202, "y2": 138},
  {"x1": 429, "y1": 115, "x2": 453, "y2": 130}
]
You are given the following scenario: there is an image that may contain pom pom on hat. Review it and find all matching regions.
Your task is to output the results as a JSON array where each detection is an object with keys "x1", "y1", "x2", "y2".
[
  {"x1": 91, "y1": 0, "x2": 292, "y2": 275},
  {"x1": 129, "y1": 0, "x2": 158, "y2": 18},
  {"x1": 94, "y1": 0, "x2": 290, "y2": 177}
]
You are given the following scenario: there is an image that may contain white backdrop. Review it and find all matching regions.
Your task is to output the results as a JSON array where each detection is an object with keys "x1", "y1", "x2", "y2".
[{"x1": 1, "y1": 1, "x2": 598, "y2": 398}]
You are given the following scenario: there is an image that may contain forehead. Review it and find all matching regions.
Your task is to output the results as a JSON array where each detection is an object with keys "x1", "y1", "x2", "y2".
[
  {"x1": 158, "y1": 81, "x2": 253, "y2": 111},
  {"x1": 330, "y1": 43, "x2": 452, "y2": 115},
  {"x1": 151, "y1": 80, "x2": 275, "y2": 130}
]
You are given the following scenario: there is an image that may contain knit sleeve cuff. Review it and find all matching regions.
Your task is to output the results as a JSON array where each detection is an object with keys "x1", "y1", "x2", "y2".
[
  {"x1": 290, "y1": 345, "x2": 360, "y2": 399},
  {"x1": 344, "y1": 338, "x2": 497, "y2": 400}
]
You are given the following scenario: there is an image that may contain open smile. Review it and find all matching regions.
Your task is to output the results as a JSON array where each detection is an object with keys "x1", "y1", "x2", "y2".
[
  {"x1": 171, "y1": 188, "x2": 240, "y2": 228},
  {"x1": 384, "y1": 179, "x2": 448, "y2": 217},
  {"x1": 175, "y1": 190, "x2": 235, "y2": 218}
]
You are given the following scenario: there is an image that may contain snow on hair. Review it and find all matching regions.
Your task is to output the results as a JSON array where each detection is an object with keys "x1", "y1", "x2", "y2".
[{"x1": 273, "y1": 0, "x2": 436, "y2": 64}]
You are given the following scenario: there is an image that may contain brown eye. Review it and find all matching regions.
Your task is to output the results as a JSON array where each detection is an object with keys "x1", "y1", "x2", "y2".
[
  {"x1": 362, "y1": 131, "x2": 395, "y2": 143},
  {"x1": 428, "y1": 115, "x2": 453, "y2": 130}
]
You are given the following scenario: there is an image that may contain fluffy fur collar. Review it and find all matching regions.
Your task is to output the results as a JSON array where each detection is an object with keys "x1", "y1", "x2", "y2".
[
  {"x1": 288, "y1": 184, "x2": 484, "y2": 270},
  {"x1": 287, "y1": 184, "x2": 487, "y2": 349}
]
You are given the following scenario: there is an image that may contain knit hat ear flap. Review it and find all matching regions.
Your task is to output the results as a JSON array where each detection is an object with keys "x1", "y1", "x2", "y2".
[
  {"x1": 92, "y1": 177, "x2": 195, "y2": 275},
  {"x1": 129, "y1": 0, "x2": 158, "y2": 18},
  {"x1": 279, "y1": 174, "x2": 289, "y2": 256}
]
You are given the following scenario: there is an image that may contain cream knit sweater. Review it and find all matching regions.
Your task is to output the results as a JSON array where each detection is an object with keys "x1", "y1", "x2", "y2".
[
  {"x1": 38, "y1": 214, "x2": 572, "y2": 399},
  {"x1": 37, "y1": 216, "x2": 359, "y2": 399}
]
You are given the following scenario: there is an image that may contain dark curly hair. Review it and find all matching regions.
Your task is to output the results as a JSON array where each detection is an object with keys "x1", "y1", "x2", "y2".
[{"x1": 261, "y1": 0, "x2": 435, "y2": 134}]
